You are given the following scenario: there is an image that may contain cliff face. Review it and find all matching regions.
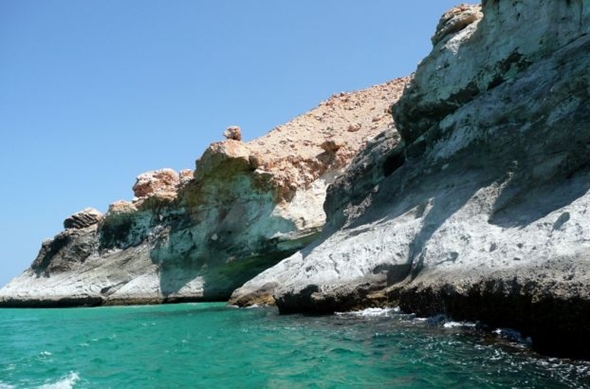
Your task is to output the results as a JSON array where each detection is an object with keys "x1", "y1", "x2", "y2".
[
  {"x1": 230, "y1": 1, "x2": 590, "y2": 358},
  {"x1": 0, "y1": 79, "x2": 407, "y2": 307},
  {"x1": 4, "y1": 0, "x2": 590, "y2": 360}
]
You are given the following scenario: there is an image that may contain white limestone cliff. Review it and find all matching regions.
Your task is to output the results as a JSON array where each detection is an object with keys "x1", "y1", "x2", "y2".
[{"x1": 230, "y1": 1, "x2": 590, "y2": 358}]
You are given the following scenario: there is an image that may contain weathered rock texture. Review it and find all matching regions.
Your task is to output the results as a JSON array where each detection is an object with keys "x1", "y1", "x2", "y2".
[
  {"x1": 230, "y1": 1, "x2": 590, "y2": 358},
  {"x1": 0, "y1": 78, "x2": 407, "y2": 308},
  {"x1": 63, "y1": 208, "x2": 103, "y2": 230},
  {"x1": 223, "y1": 125, "x2": 242, "y2": 141}
]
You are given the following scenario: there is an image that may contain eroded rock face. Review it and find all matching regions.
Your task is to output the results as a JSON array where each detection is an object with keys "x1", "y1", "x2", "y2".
[
  {"x1": 394, "y1": 0, "x2": 590, "y2": 143},
  {"x1": 63, "y1": 208, "x2": 103, "y2": 230},
  {"x1": 230, "y1": 2, "x2": 590, "y2": 358},
  {"x1": 0, "y1": 78, "x2": 407, "y2": 307},
  {"x1": 133, "y1": 168, "x2": 181, "y2": 198}
]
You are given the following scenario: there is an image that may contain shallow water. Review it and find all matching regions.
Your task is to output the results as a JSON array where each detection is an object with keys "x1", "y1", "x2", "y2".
[{"x1": 0, "y1": 303, "x2": 588, "y2": 388}]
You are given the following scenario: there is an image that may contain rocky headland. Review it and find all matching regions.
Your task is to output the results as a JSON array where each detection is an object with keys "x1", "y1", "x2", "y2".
[
  {"x1": 0, "y1": 78, "x2": 406, "y2": 307},
  {"x1": 2, "y1": 0, "x2": 590, "y2": 359},
  {"x1": 231, "y1": 1, "x2": 590, "y2": 358}
]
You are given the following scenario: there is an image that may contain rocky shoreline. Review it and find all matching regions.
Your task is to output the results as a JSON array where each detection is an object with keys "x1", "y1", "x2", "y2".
[
  {"x1": 231, "y1": 1, "x2": 590, "y2": 359},
  {"x1": 3, "y1": 1, "x2": 590, "y2": 359}
]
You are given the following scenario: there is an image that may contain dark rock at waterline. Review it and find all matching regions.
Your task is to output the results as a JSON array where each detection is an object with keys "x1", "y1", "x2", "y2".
[{"x1": 230, "y1": 2, "x2": 590, "y2": 359}]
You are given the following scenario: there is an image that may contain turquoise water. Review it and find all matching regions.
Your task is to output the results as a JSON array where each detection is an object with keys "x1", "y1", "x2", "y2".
[{"x1": 0, "y1": 303, "x2": 588, "y2": 388}]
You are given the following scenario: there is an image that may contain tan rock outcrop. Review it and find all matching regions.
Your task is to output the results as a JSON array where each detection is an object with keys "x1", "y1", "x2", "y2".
[
  {"x1": 0, "y1": 76, "x2": 408, "y2": 308},
  {"x1": 133, "y1": 168, "x2": 180, "y2": 198},
  {"x1": 231, "y1": 1, "x2": 590, "y2": 359},
  {"x1": 223, "y1": 125, "x2": 242, "y2": 141}
]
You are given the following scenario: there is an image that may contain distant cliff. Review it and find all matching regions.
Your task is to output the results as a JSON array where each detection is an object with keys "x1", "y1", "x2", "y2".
[
  {"x1": 0, "y1": 78, "x2": 406, "y2": 307},
  {"x1": 231, "y1": 1, "x2": 590, "y2": 358}
]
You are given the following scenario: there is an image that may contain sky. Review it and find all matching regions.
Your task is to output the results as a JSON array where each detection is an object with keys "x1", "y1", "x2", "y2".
[{"x1": 0, "y1": 0, "x2": 462, "y2": 288}]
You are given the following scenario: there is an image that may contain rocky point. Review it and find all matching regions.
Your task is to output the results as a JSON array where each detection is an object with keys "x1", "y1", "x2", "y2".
[
  {"x1": 0, "y1": 78, "x2": 407, "y2": 307},
  {"x1": 230, "y1": 1, "x2": 590, "y2": 358},
  {"x1": 2, "y1": 0, "x2": 590, "y2": 360}
]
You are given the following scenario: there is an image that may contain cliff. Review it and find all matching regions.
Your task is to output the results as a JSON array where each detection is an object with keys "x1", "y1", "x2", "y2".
[
  {"x1": 3, "y1": 0, "x2": 590, "y2": 360},
  {"x1": 230, "y1": 1, "x2": 590, "y2": 358},
  {"x1": 0, "y1": 79, "x2": 407, "y2": 307}
]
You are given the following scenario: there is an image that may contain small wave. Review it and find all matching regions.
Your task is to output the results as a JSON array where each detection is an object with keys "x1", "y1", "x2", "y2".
[
  {"x1": 0, "y1": 382, "x2": 15, "y2": 389},
  {"x1": 443, "y1": 321, "x2": 477, "y2": 329},
  {"x1": 493, "y1": 327, "x2": 532, "y2": 344},
  {"x1": 336, "y1": 307, "x2": 399, "y2": 317},
  {"x1": 38, "y1": 372, "x2": 80, "y2": 389}
]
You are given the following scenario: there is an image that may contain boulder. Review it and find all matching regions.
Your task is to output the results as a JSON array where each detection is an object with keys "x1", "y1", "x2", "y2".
[
  {"x1": 223, "y1": 125, "x2": 242, "y2": 141},
  {"x1": 63, "y1": 208, "x2": 103, "y2": 230},
  {"x1": 133, "y1": 168, "x2": 180, "y2": 198}
]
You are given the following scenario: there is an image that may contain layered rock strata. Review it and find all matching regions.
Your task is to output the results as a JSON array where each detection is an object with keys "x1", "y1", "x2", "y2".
[
  {"x1": 230, "y1": 1, "x2": 590, "y2": 358},
  {"x1": 0, "y1": 78, "x2": 407, "y2": 307}
]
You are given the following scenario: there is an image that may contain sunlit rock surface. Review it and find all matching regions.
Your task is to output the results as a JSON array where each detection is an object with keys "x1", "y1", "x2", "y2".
[
  {"x1": 230, "y1": 1, "x2": 590, "y2": 358},
  {"x1": 0, "y1": 78, "x2": 407, "y2": 307}
]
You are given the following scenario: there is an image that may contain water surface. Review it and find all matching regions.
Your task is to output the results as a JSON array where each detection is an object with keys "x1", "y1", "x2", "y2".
[{"x1": 0, "y1": 303, "x2": 588, "y2": 388}]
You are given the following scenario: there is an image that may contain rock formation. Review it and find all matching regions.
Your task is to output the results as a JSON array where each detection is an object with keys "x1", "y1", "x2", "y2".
[
  {"x1": 63, "y1": 208, "x2": 103, "y2": 230},
  {"x1": 230, "y1": 1, "x2": 590, "y2": 358},
  {"x1": 0, "y1": 78, "x2": 407, "y2": 307},
  {"x1": 223, "y1": 125, "x2": 242, "y2": 141},
  {"x1": 3, "y1": 0, "x2": 590, "y2": 360}
]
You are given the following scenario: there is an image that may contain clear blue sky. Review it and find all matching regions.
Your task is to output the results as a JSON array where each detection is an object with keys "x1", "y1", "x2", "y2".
[{"x1": 0, "y1": 1, "x2": 462, "y2": 287}]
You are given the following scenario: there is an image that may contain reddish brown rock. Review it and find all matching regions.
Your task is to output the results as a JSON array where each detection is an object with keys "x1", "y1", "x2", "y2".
[
  {"x1": 107, "y1": 200, "x2": 138, "y2": 215},
  {"x1": 223, "y1": 125, "x2": 242, "y2": 141},
  {"x1": 133, "y1": 169, "x2": 180, "y2": 198}
]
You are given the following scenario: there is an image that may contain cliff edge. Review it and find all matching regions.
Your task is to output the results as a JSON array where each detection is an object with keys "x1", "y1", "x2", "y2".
[
  {"x1": 230, "y1": 1, "x2": 590, "y2": 358},
  {"x1": 0, "y1": 78, "x2": 406, "y2": 307}
]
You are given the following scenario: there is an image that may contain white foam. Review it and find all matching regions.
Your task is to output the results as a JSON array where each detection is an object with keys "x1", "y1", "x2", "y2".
[
  {"x1": 336, "y1": 307, "x2": 399, "y2": 317},
  {"x1": 443, "y1": 321, "x2": 476, "y2": 329},
  {"x1": 0, "y1": 382, "x2": 15, "y2": 389},
  {"x1": 493, "y1": 328, "x2": 532, "y2": 344},
  {"x1": 38, "y1": 372, "x2": 80, "y2": 389}
]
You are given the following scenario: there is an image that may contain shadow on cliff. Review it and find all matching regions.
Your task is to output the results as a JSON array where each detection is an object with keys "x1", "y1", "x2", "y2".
[
  {"x1": 350, "y1": 110, "x2": 590, "y2": 283},
  {"x1": 370, "y1": 143, "x2": 498, "y2": 280},
  {"x1": 487, "y1": 49, "x2": 590, "y2": 229},
  {"x1": 150, "y1": 196, "x2": 306, "y2": 302},
  {"x1": 389, "y1": 35, "x2": 590, "y2": 279}
]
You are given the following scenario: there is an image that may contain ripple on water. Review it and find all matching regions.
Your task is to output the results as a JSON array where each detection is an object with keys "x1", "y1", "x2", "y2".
[{"x1": 0, "y1": 304, "x2": 589, "y2": 388}]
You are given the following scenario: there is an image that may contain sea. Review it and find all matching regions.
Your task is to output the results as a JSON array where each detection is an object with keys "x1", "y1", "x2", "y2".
[{"x1": 0, "y1": 303, "x2": 588, "y2": 388}]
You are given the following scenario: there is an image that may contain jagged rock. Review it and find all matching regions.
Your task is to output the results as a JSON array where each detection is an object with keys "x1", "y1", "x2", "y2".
[
  {"x1": 223, "y1": 125, "x2": 242, "y2": 141},
  {"x1": 178, "y1": 169, "x2": 193, "y2": 186},
  {"x1": 0, "y1": 78, "x2": 406, "y2": 308},
  {"x1": 320, "y1": 140, "x2": 343, "y2": 153},
  {"x1": 63, "y1": 208, "x2": 103, "y2": 230},
  {"x1": 108, "y1": 200, "x2": 138, "y2": 215},
  {"x1": 431, "y1": 4, "x2": 482, "y2": 46},
  {"x1": 133, "y1": 168, "x2": 180, "y2": 198},
  {"x1": 230, "y1": 2, "x2": 590, "y2": 359},
  {"x1": 194, "y1": 141, "x2": 255, "y2": 182},
  {"x1": 394, "y1": 0, "x2": 590, "y2": 143}
]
